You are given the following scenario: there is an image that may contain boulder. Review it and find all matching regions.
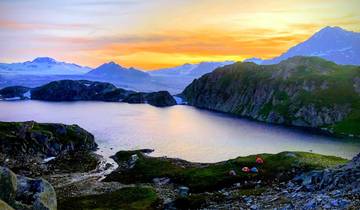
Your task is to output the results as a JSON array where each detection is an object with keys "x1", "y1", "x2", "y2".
[
  {"x1": 0, "y1": 199, "x2": 14, "y2": 210},
  {"x1": 16, "y1": 176, "x2": 57, "y2": 210},
  {"x1": 0, "y1": 167, "x2": 17, "y2": 205},
  {"x1": 0, "y1": 167, "x2": 57, "y2": 210},
  {"x1": 178, "y1": 186, "x2": 189, "y2": 197}
]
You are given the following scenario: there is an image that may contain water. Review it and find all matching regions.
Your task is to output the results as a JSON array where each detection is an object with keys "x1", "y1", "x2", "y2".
[{"x1": 0, "y1": 100, "x2": 359, "y2": 162}]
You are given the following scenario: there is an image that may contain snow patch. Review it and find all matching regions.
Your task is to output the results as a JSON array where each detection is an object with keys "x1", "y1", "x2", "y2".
[
  {"x1": 43, "y1": 156, "x2": 56, "y2": 163},
  {"x1": 4, "y1": 97, "x2": 21, "y2": 101},
  {"x1": 23, "y1": 90, "x2": 31, "y2": 99},
  {"x1": 173, "y1": 96, "x2": 187, "y2": 105}
]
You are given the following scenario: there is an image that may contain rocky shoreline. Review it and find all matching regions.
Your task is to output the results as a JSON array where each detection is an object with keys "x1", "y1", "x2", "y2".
[
  {"x1": 0, "y1": 121, "x2": 359, "y2": 209},
  {"x1": 182, "y1": 56, "x2": 360, "y2": 139},
  {"x1": 0, "y1": 80, "x2": 177, "y2": 107}
]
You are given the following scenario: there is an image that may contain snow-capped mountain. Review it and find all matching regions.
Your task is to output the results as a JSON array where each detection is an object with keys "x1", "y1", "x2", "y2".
[
  {"x1": 0, "y1": 57, "x2": 92, "y2": 75},
  {"x1": 149, "y1": 61, "x2": 234, "y2": 77},
  {"x1": 86, "y1": 61, "x2": 150, "y2": 81},
  {"x1": 244, "y1": 26, "x2": 360, "y2": 65}
]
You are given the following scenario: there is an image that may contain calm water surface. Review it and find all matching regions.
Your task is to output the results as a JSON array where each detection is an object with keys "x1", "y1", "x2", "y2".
[{"x1": 0, "y1": 100, "x2": 359, "y2": 162}]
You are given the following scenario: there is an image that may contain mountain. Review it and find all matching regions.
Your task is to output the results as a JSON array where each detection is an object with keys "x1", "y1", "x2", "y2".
[
  {"x1": 244, "y1": 26, "x2": 360, "y2": 65},
  {"x1": 86, "y1": 61, "x2": 150, "y2": 81},
  {"x1": 182, "y1": 56, "x2": 360, "y2": 138},
  {"x1": 149, "y1": 61, "x2": 234, "y2": 77},
  {"x1": 0, "y1": 57, "x2": 91, "y2": 75}
]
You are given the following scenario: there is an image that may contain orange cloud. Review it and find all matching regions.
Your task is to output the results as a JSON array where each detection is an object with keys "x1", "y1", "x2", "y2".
[{"x1": 80, "y1": 28, "x2": 311, "y2": 69}]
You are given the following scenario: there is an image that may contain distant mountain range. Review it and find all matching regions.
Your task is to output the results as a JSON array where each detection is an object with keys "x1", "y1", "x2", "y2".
[
  {"x1": 244, "y1": 26, "x2": 360, "y2": 65},
  {"x1": 149, "y1": 61, "x2": 234, "y2": 77},
  {"x1": 0, "y1": 57, "x2": 91, "y2": 75},
  {"x1": 86, "y1": 61, "x2": 150, "y2": 81},
  {"x1": 0, "y1": 26, "x2": 358, "y2": 94}
]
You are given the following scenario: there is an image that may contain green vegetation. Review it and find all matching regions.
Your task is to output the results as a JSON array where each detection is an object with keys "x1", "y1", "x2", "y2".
[
  {"x1": 0, "y1": 121, "x2": 95, "y2": 147},
  {"x1": 105, "y1": 150, "x2": 347, "y2": 192},
  {"x1": 183, "y1": 56, "x2": 360, "y2": 138},
  {"x1": 58, "y1": 186, "x2": 160, "y2": 210}
]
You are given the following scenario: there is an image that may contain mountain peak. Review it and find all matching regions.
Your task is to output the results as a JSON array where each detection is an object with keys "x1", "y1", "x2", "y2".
[
  {"x1": 318, "y1": 26, "x2": 345, "y2": 33},
  {"x1": 245, "y1": 26, "x2": 360, "y2": 66},
  {"x1": 32, "y1": 57, "x2": 57, "y2": 64},
  {"x1": 312, "y1": 26, "x2": 350, "y2": 39},
  {"x1": 107, "y1": 61, "x2": 117, "y2": 65},
  {"x1": 98, "y1": 61, "x2": 123, "y2": 69}
]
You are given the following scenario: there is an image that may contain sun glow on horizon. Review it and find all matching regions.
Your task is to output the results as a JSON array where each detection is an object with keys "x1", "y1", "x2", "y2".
[{"x1": 0, "y1": 0, "x2": 359, "y2": 70}]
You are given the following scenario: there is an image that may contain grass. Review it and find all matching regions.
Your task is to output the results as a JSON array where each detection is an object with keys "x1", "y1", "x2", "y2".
[
  {"x1": 105, "y1": 150, "x2": 347, "y2": 193},
  {"x1": 58, "y1": 186, "x2": 160, "y2": 210},
  {"x1": 183, "y1": 56, "x2": 360, "y2": 138}
]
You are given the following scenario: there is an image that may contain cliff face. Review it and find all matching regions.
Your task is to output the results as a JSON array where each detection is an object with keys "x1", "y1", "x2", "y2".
[
  {"x1": 0, "y1": 121, "x2": 97, "y2": 158},
  {"x1": 182, "y1": 56, "x2": 360, "y2": 138}
]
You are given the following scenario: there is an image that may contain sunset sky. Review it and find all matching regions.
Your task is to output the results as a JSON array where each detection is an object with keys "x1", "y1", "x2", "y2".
[{"x1": 0, "y1": 0, "x2": 359, "y2": 70}]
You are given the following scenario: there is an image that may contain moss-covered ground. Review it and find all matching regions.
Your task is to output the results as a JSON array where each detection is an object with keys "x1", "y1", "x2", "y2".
[
  {"x1": 58, "y1": 186, "x2": 161, "y2": 210},
  {"x1": 105, "y1": 150, "x2": 347, "y2": 192}
]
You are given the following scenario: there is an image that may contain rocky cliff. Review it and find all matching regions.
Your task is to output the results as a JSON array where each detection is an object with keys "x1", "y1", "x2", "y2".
[
  {"x1": 0, "y1": 121, "x2": 98, "y2": 176},
  {"x1": 0, "y1": 121, "x2": 97, "y2": 158},
  {"x1": 182, "y1": 56, "x2": 360, "y2": 138}
]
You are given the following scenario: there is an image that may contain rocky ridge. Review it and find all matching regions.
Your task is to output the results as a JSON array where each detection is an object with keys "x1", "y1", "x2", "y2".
[
  {"x1": 0, "y1": 80, "x2": 177, "y2": 107},
  {"x1": 0, "y1": 121, "x2": 98, "y2": 177},
  {"x1": 182, "y1": 56, "x2": 360, "y2": 138},
  {"x1": 201, "y1": 152, "x2": 360, "y2": 209}
]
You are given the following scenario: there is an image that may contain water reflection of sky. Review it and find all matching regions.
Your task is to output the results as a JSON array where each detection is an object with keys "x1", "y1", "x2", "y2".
[{"x1": 0, "y1": 100, "x2": 359, "y2": 162}]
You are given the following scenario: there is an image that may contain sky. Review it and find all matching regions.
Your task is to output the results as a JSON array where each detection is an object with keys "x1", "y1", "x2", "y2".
[{"x1": 0, "y1": 0, "x2": 359, "y2": 70}]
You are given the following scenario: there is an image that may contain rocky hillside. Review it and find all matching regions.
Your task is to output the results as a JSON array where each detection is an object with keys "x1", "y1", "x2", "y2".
[
  {"x1": 123, "y1": 91, "x2": 177, "y2": 107},
  {"x1": 30, "y1": 80, "x2": 128, "y2": 101},
  {"x1": 0, "y1": 121, "x2": 97, "y2": 158},
  {"x1": 23, "y1": 80, "x2": 176, "y2": 107},
  {"x1": 0, "y1": 121, "x2": 99, "y2": 177},
  {"x1": 0, "y1": 86, "x2": 30, "y2": 100},
  {"x1": 182, "y1": 56, "x2": 360, "y2": 138}
]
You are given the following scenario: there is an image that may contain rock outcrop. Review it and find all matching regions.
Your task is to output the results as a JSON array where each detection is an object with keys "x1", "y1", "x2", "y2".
[
  {"x1": 28, "y1": 79, "x2": 176, "y2": 107},
  {"x1": 0, "y1": 86, "x2": 31, "y2": 100},
  {"x1": 182, "y1": 56, "x2": 360, "y2": 138},
  {"x1": 0, "y1": 121, "x2": 98, "y2": 176},
  {"x1": 0, "y1": 167, "x2": 57, "y2": 210},
  {"x1": 0, "y1": 121, "x2": 97, "y2": 158},
  {"x1": 123, "y1": 91, "x2": 177, "y2": 107},
  {"x1": 30, "y1": 80, "x2": 120, "y2": 101}
]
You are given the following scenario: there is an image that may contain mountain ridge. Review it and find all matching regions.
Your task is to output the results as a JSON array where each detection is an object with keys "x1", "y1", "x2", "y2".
[
  {"x1": 85, "y1": 61, "x2": 150, "y2": 81},
  {"x1": 244, "y1": 26, "x2": 360, "y2": 65},
  {"x1": 0, "y1": 57, "x2": 91, "y2": 75},
  {"x1": 182, "y1": 56, "x2": 360, "y2": 138},
  {"x1": 149, "y1": 61, "x2": 234, "y2": 77}
]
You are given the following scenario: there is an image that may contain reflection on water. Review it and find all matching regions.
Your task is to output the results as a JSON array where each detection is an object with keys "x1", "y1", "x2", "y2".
[{"x1": 0, "y1": 100, "x2": 359, "y2": 162}]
